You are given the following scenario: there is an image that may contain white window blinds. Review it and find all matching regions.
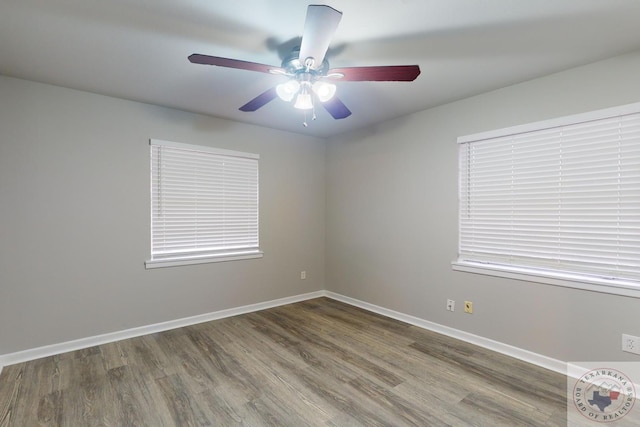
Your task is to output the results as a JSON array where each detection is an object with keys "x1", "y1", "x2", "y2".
[
  {"x1": 148, "y1": 139, "x2": 260, "y2": 266},
  {"x1": 458, "y1": 104, "x2": 640, "y2": 287}
]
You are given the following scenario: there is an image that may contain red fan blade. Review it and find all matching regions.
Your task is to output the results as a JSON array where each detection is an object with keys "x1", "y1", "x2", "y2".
[
  {"x1": 328, "y1": 65, "x2": 420, "y2": 81},
  {"x1": 299, "y1": 5, "x2": 342, "y2": 69},
  {"x1": 322, "y1": 96, "x2": 351, "y2": 119},
  {"x1": 239, "y1": 87, "x2": 278, "y2": 112},
  {"x1": 188, "y1": 54, "x2": 284, "y2": 74}
]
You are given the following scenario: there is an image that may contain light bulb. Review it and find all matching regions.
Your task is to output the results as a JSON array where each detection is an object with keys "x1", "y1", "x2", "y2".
[
  {"x1": 276, "y1": 80, "x2": 300, "y2": 102},
  {"x1": 312, "y1": 81, "x2": 336, "y2": 102}
]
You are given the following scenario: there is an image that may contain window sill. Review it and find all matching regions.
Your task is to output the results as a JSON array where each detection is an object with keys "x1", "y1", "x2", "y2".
[
  {"x1": 146, "y1": 251, "x2": 263, "y2": 269},
  {"x1": 451, "y1": 261, "x2": 640, "y2": 299}
]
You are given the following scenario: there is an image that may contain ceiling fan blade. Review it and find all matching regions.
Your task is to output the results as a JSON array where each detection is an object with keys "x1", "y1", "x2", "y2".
[
  {"x1": 328, "y1": 65, "x2": 421, "y2": 81},
  {"x1": 239, "y1": 87, "x2": 278, "y2": 112},
  {"x1": 189, "y1": 54, "x2": 284, "y2": 74},
  {"x1": 322, "y1": 96, "x2": 352, "y2": 119},
  {"x1": 298, "y1": 5, "x2": 342, "y2": 69}
]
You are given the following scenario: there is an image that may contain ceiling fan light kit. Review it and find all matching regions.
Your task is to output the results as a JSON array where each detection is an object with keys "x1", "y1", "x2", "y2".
[
  {"x1": 276, "y1": 74, "x2": 336, "y2": 110},
  {"x1": 188, "y1": 4, "x2": 420, "y2": 126}
]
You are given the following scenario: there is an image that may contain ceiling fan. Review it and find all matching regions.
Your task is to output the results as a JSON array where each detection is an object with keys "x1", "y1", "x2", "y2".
[{"x1": 188, "y1": 4, "x2": 420, "y2": 125}]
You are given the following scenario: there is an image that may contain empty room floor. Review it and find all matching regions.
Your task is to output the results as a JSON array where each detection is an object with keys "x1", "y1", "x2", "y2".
[{"x1": 0, "y1": 297, "x2": 572, "y2": 426}]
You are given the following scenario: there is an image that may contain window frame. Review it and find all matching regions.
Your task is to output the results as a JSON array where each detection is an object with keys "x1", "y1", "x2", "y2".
[
  {"x1": 453, "y1": 102, "x2": 640, "y2": 298},
  {"x1": 145, "y1": 139, "x2": 262, "y2": 269}
]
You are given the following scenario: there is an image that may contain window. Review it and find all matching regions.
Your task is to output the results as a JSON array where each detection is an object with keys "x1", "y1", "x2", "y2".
[
  {"x1": 146, "y1": 139, "x2": 262, "y2": 268},
  {"x1": 454, "y1": 103, "x2": 640, "y2": 297}
]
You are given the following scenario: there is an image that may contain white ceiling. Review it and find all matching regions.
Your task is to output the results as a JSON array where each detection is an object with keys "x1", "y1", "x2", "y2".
[{"x1": 2, "y1": 0, "x2": 640, "y2": 138}]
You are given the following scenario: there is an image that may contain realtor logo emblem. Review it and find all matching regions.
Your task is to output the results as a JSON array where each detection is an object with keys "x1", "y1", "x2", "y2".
[{"x1": 572, "y1": 367, "x2": 636, "y2": 423}]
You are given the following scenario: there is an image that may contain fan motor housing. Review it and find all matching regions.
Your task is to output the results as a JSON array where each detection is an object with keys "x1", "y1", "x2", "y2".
[{"x1": 281, "y1": 49, "x2": 329, "y2": 77}]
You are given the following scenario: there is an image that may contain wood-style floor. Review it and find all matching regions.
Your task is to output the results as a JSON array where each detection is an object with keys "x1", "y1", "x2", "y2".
[{"x1": 0, "y1": 297, "x2": 569, "y2": 426}]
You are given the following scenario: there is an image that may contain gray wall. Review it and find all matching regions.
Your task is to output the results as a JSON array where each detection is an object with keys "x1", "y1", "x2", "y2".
[
  {"x1": 326, "y1": 49, "x2": 640, "y2": 362},
  {"x1": 0, "y1": 76, "x2": 326, "y2": 355},
  {"x1": 3, "y1": 49, "x2": 640, "y2": 364}
]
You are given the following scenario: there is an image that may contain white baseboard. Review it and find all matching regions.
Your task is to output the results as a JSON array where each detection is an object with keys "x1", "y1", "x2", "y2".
[
  {"x1": 0, "y1": 291, "x2": 326, "y2": 369},
  {"x1": 1, "y1": 290, "x2": 567, "y2": 379},
  {"x1": 330, "y1": 293, "x2": 640, "y2": 400},
  {"x1": 324, "y1": 291, "x2": 568, "y2": 375}
]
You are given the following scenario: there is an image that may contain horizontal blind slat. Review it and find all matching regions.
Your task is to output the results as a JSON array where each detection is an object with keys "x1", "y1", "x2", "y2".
[
  {"x1": 459, "y1": 106, "x2": 640, "y2": 283},
  {"x1": 150, "y1": 142, "x2": 260, "y2": 260}
]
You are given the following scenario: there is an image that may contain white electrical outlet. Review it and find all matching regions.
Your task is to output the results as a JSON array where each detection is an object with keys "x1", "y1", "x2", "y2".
[
  {"x1": 300, "y1": 271, "x2": 306, "y2": 280},
  {"x1": 446, "y1": 299, "x2": 455, "y2": 312},
  {"x1": 622, "y1": 334, "x2": 640, "y2": 355}
]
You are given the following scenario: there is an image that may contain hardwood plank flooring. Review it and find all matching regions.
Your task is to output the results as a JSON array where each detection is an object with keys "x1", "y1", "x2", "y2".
[{"x1": 0, "y1": 297, "x2": 592, "y2": 426}]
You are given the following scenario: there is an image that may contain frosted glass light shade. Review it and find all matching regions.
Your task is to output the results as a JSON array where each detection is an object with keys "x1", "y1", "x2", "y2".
[
  {"x1": 294, "y1": 92, "x2": 313, "y2": 110},
  {"x1": 312, "y1": 81, "x2": 336, "y2": 102},
  {"x1": 276, "y1": 80, "x2": 300, "y2": 101}
]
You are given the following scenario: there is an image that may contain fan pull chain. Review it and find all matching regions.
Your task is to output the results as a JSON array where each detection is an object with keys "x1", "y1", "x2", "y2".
[{"x1": 302, "y1": 98, "x2": 317, "y2": 127}]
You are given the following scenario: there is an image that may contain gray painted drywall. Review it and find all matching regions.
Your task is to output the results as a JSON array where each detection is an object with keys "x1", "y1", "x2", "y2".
[
  {"x1": 0, "y1": 76, "x2": 326, "y2": 355},
  {"x1": 2, "y1": 49, "x2": 640, "y2": 364},
  {"x1": 325, "y1": 49, "x2": 640, "y2": 362}
]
